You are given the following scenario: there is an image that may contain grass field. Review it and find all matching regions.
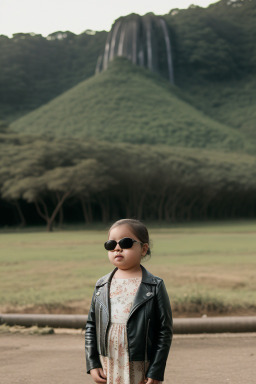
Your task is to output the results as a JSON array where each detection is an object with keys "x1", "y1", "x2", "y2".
[{"x1": 0, "y1": 221, "x2": 256, "y2": 317}]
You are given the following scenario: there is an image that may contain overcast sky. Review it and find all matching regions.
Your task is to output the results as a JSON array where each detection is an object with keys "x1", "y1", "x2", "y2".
[{"x1": 1, "y1": 0, "x2": 219, "y2": 37}]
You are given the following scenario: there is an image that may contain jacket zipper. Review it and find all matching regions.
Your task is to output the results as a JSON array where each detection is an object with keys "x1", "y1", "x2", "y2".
[
  {"x1": 99, "y1": 303, "x2": 109, "y2": 356},
  {"x1": 99, "y1": 306, "x2": 101, "y2": 354},
  {"x1": 104, "y1": 318, "x2": 109, "y2": 355},
  {"x1": 144, "y1": 318, "x2": 150, "y2": 379},
  {"x1": 104, "y1": 282, "x2": 111, "y2": 355},
  {"x1": 126, "y1": 291, "x2": 153, "y2": 364}
]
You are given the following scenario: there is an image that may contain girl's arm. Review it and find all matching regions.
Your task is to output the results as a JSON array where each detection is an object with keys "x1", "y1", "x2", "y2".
[
  {"x1": 85, "y1": 288, "x2": 102, "y2": 373},
  {"x1": 146, "y1": 280, "x2": 173, "y2": 382}
]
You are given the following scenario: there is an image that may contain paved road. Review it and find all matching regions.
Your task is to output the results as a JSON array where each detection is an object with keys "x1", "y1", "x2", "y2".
[{"x1": 0, "y1": 332, "x2": 255, "y2": 384}]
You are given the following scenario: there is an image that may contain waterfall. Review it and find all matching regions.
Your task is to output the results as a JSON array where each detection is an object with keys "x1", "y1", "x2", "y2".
[
  {"x1": 109, "y1": 21, "x2": 121, "y2": 61},
  {"x1": 145, "y1": 20, "x2": 153, "y2": 71},
  {"x1": 159, "y1": 19, "x2": 174, "y2": 83},
  {"x1": 96, "y1": 14, "x2": 174, "y2": 83},
  {"x1": 103, "y1": 32, "x2": 112, "y2": 70},
  {"x1": 95, "y1": 55, "x2": 103, "y2": 74},
  {"x1": 117, "y1": 23, "x2": 126, "y2": 56},
  {"x1": 132, "y1": 21, "x2": 137, "y2": 64},
  {"x1": 138, "y1": 48, "x2": 144, "y2": 66}
]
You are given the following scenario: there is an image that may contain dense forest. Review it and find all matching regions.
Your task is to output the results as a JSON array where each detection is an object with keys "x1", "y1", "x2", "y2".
[
  {"x1": 0, "y1": 30, "x2": 107, "y2": 121},
  {"x1": 1, "y1": 132, "x2": 256, "y2": 230},
  {"x1": 0, "y1": 0, "x2": 256, "y2": 228},
  {"x1": 166, "y1": 0, "x2": 256, "y2": 140},
  {"x1": 167, "y1": 0, "x2": 256, "y2": 81}
]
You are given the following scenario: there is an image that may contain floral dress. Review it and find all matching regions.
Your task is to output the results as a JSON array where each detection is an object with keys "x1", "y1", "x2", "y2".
[{"x1": 100, "y1": 277, "x2": 149, "y2": 384}]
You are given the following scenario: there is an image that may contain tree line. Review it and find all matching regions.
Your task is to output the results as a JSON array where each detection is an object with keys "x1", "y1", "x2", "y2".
[{"x1": 1, "y1": 133, "x2": 256, "y2": 230}]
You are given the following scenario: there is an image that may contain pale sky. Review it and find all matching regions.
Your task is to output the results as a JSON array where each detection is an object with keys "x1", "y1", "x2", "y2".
[{"x1": 1, "y1": 0, "x2": 218, "y2": 37}]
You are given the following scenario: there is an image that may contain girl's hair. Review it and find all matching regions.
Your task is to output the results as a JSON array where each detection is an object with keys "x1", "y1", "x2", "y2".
[{"x1": 108, "y1": 218, "x2": 151, "y2": 257}]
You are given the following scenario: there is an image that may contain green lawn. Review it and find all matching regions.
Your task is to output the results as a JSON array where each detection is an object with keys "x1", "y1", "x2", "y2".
[{"x1": 0, "y1": 221, "x2": 256, "y2": 316}]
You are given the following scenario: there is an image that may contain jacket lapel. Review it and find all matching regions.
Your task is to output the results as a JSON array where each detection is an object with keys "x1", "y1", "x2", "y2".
[
  {"x1": 95, "y1": 268, "x2": 117, "y2": 313},
  {"x1": 128, "y1": 282, "x2": 152, "y2": 316},
  {"x1": 128, "y1": 265, "x2": 157, "y2": 318},
  {"x1": 95, "y1": 265, "x2": 157, "y2": 317}
]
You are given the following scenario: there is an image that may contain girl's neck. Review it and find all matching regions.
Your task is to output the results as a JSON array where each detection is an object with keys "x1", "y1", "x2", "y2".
[{"x1": 114, "y1": 265, "x2": 142, "y2": 279}]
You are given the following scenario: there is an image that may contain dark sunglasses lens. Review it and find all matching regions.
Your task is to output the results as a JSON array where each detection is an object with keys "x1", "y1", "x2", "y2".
[
  {"x1": 119, "y1": 238, "x2": 134, "y2": 249},
  {"x1": 104, "y1": 240, "x2": 117, "y2": 251}
]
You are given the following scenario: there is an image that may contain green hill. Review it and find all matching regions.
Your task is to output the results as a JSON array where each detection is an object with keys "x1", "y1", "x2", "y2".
[
  {"x1": 11, "y1": 58, "x2": 252, "y2": 152},
  {"x1": 175, "y1": 74, "x2": 256, "y2": 143},
  {"x1": 2, "y1": 0, "x2": 256, "y2": 144}
]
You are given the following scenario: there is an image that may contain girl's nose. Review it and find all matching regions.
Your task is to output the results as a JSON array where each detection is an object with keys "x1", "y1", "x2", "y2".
[{"x1": 114, "y1": 243, "x2": 123, "y2": 252}]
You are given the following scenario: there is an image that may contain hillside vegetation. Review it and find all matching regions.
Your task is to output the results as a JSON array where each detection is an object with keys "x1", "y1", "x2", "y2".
[
  {"x1": 11, "y1": 58, "x2": 253, "y2": 152},
  {"x1": 166, "y1": 0, "x2": 256, "y2": 141},
  {"x1": 0, "y1": 30, "x2": 107, "y2": 122},
  {"x1": 168, "y1": 0, "x2": 256, "y2": 81},
  {"x1": 1, "y1": 0, "x2": 255, "y2": 143}
]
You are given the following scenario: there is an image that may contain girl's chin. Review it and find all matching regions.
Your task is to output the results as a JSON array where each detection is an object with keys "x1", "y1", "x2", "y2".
[
  {"x1": 111, "y1": 260, "x2": 128, "y2": 268},
  {"x1": 110, "y1": 259, "x2": 125, "y2": 267}
]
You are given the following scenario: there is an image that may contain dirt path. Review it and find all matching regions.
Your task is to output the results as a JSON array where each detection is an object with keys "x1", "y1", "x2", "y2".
[{"x1": 1, "y1": 332, "x2": 255, "y2": 384}]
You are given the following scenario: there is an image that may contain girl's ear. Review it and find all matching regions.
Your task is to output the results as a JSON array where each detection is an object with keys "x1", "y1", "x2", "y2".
[{"x1": 142, "y1": 243, "x2": 149, "y2": 257}]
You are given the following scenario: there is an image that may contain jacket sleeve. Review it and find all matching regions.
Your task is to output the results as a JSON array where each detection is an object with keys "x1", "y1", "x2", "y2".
[
  {"x1": 85, "y1": 288, "x2": 102, "y2": 374},
  {"x1": 146, "y1": 280, "x2": 173, "y2": 381}
]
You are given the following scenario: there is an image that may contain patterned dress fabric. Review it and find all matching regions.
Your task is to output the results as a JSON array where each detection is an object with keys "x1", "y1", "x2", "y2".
[{"x1": 100, "y1": 277, "x2": 149, "y2": 384}]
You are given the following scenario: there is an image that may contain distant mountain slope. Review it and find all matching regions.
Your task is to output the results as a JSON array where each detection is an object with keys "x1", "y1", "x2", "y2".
[
  {"x1": 2, "y1": 0, "x2": 256, "y2": 140},
  {"x1": 11, "y1": 58, "x2": 251, "y2": 152},
  {"x1": 0, "y1": 30, "x2": 107, "y2": 122},
  {"x1": 165, "y1": 0, "x2": 256, "y2": 141},
  {"x1": 167, "y1": 0, "x2": 256, "y2": 82},
  {"x1": 175, "y1": 75, "x2": 256, "y2": 142}
]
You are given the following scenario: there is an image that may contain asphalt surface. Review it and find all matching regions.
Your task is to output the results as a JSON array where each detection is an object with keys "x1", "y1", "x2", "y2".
[{"x1": 0, "y1": 332, "x2": 255, "y2": 384}]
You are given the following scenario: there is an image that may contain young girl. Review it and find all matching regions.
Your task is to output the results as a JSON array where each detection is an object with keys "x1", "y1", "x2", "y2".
[{"x1": 85, "y1": 219, "x2": 173, "y2": 384}]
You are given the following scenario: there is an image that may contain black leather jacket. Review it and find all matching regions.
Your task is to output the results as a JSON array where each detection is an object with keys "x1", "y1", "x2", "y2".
[{"x1": 85, "y1": 265, "x2": 173, "y2": 381}]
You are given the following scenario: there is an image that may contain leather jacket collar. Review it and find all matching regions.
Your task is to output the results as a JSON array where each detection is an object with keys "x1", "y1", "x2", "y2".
[
  {"x1": 95, "y1": 265, "x2": 158, "y2": 320},
  {"x1": 96, "y1": 264, "x2": 158, "y2": 287}
]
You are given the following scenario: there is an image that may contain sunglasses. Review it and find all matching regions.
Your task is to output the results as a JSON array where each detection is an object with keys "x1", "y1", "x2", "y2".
[{"x1": 104, "y1": 237, "x2": 143, "y2": 251}]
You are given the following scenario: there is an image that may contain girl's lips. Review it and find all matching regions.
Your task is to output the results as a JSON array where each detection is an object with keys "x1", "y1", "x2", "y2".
[{"x1": 115, "y1": 255, "x2": 124, "y2": 259}]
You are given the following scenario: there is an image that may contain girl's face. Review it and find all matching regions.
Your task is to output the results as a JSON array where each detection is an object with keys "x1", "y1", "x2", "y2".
[{"x1": 107, "y1": 224, "x2": 149, "y2": 271}]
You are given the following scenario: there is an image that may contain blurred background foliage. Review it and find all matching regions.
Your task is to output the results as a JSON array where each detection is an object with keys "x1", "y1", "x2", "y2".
[
  {"x1": 0, "y1": 0, "x2": 256, "y2": 228},
  {"x1": 1, "y1": 132, "x2": 255, "y2": 229}
]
